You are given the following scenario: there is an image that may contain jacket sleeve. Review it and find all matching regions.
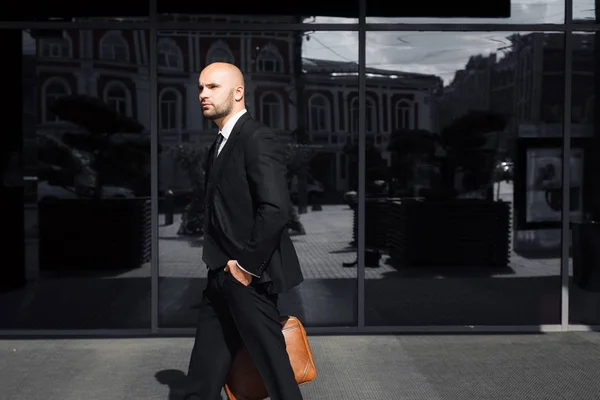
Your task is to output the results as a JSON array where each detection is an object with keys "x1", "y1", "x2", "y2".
[{"x1": 234, "y1": 128, "x2": 291, "y2": 277}]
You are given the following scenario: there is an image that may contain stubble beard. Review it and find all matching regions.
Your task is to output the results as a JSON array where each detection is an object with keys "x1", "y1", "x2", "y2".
[{"x1": 203, "y1": 90, "x2": 234, "y2": 121}]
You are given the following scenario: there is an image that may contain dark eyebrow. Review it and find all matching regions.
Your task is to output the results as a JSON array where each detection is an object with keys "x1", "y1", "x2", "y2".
[{"x1": 197, "y1": 82, "x2": 220, "y2": 91}]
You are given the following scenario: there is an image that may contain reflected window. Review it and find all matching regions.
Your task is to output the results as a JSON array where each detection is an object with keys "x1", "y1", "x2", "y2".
[
  {"x1": 99, "y1": 31, "x2": 129, "y2": 62},
  {"x1": 261, "y1": 92, "x2": 283, "y2": 130},
  {"x1": 206, "y1": 40, "x2": 234, "y2": 64},
  {"x1": 308, "y1": 94, "x2": 331, "y2": 132},
  {"x1": 350, "y1": 97, "x2": 376, "y2": 133},
  {"x1": 395, "y1": 101, "x2": 411, "y2": 130},
  {"x1": 42, "y1": 78, "x2": 71, "y2": 123},
  {"x1": 40, "y1": 37, "x2": 71, "y2": 58},
  {"x1": 158, "y1": 38, "x2": 183, "y2": 70},
  {"x1": 159, "y1": 89, "x2": 180, "y2": 131},
  {"x1": 255, "y1": 43, "x2": 284, "y2": 73},
  {"x1": 104, "y1": 81, "x2": 130, "y2": 116}
]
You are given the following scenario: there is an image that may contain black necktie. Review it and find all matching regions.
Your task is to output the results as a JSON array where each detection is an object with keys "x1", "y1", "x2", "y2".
[{"x1": 213, "y1": 132, "x2": 224, "y2": 165}]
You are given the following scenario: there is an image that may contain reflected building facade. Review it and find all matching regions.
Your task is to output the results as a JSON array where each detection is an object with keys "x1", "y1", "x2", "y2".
[
  {"x1": 2, "y1": 0, "x2": 600, "y2": 333},
  {"x1": 32, "y1": 25, "x2": 441, "y2": 200}
]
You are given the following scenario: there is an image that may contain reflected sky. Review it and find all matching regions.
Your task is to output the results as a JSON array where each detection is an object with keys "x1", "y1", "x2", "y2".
[
  {"x1": 304, "y1": 31, "x2": 537, "y2": 84},
  {"x1": 21, "y1": 0, "x2": 597, "y2": 85}
]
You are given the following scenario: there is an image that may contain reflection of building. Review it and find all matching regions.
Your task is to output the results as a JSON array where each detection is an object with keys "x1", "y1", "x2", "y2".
[
  {"x1": 441, "y1": 53, "x2": 498, "y2": 125},
  {"x1": 440, "y1": 32, "x2": 597, "y2": 253},
  {"x1": 32, "y1": 28, "x2": 441, "y2": 196},
  {"x1": 302, "y1": 59, "x2": 442, "y2": 193},
  {"x1": 441, "y1": 33, "x2": 596, "y2": 148}
]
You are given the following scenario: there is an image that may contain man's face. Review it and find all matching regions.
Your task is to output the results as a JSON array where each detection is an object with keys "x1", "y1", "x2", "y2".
[{"x1": 198, "y1": 69, "x2": 235, "y2": 121}]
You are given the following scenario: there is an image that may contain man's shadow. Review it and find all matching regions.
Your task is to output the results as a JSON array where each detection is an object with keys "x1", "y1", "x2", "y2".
[
  {"x1": 155, "y1": 370, "x2": 227, "y2": 400},
  {"x1": 155, "y1": 369, "x2": 188, "y2": 400}
]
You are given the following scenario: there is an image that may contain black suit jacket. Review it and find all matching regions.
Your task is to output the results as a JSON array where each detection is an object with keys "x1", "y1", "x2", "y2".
[{"x1": 202, "y1": 112, "x2": 304, "y2": 294}]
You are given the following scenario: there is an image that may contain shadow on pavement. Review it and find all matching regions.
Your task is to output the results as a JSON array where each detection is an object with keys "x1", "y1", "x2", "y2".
[{"x1": 155, "y1": 369, "x2": 187, "y2": 400}]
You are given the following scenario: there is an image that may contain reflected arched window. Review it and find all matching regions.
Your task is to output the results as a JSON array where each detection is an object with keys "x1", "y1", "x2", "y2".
[
  {"x1": 158, "y1": 38, "x2": 183, "y2": 70},
  {"x1": 261, "y1": 92, "x2": 283, "y2": 130},
  {"x1": 42, "y1": 78, "x2": 71, "y2": 123},
  {"x1": 99, "y1": 31, "x2": 129, "y2": 62},
  {"x1": 159, "y1": 89, "x2": 180, "y2": 131},
  {"x1": 206, "y1": 40, "x2": 234, "y2": 64},
  {"x1": 103, "y1": 81, "x2": 131, "y2": 116},
  {"x1": 255, "y1": 43, "x2": 284, "y2": 73},
  {"x1": 308, "y1": 94, "x2": 331, "y2": 132},
  {"x1": 395, "y1": 101, "x2": 411, "y2": 130}
]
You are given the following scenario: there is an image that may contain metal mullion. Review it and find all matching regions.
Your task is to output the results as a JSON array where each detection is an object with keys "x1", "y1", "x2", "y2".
[
  {"x1": 150, "y1": 0, "x2": 159, "y2": 333},
  {"x1": 357, "y1": 0, "x2": 366, "y2": 330},
  {"x1": 561, "y1": 0, "x2": 573, "y2": 331}
]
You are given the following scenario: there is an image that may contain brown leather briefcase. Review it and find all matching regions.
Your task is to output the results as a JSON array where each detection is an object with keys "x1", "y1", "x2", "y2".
[{"x1": 224, "y1": 315, "x2": 317, "y2": 400}]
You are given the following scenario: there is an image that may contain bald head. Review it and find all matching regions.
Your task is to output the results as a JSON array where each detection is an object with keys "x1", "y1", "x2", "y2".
[
  {"x1": 202, "y1": 62, "x2": 245, "y2": 87},
  {"x1": 198, "y1": 62, "x2": 245, "y2": 128}
]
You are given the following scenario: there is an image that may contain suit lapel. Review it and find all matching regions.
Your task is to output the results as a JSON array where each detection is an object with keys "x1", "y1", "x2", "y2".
[{"x1": 206, "y1": 112, "x2": 251, "y2": 196}]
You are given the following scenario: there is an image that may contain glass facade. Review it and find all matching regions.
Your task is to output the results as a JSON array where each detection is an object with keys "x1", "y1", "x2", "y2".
[
  {"x1": 1, "y1": 0, "x2": 599, "y2": 334},
  {"x1": 156, "y1": 30, "x2": 358, "y2": 328}
]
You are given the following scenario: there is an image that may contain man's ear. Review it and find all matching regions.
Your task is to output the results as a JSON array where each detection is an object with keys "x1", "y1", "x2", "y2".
[{"x1": 234, "y1": 86, "x2": 244, "y2": 102}]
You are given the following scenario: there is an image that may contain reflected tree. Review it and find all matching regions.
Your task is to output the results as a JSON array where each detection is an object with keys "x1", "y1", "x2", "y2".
[
  {"x1": 169, "y1": 143, "x2": 207, "y2": 236},
  {"x1": 37, "y1": 132, "x2": 95, "y2": 196},
  {"x1": 440, "y1": 110, "x2": 507, "y2": 197},
  {"x1": 285, "y1": 143, "x2": 317, "y2": 234},
  {"x1": 387, "y1": 129, "x2": 438, "y2": 197},
  {"x1": 343, "y1": 142, "x2": 390, "y2": 196},
  {"x1": 48, "y1": 95, "x2": 151, "y2": 198}
]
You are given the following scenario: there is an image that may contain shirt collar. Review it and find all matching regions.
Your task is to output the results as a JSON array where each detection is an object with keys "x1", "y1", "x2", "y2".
[{"x1": 219, "y1": 109, "x2": 247, "y2": 140}]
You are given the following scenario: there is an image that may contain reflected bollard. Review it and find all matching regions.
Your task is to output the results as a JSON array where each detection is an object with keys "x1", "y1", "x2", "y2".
[
  {"x1": 164, "y1": 189, "x2": 174, "y2": 226},
  {"x1": 311, "y1": 194, "x2": 322, "y2": 211}
]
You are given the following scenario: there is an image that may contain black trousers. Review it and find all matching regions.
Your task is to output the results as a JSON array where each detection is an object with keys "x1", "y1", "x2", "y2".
[{"x1": 183, "y1": 267, "x2": 303, "y2": 400}]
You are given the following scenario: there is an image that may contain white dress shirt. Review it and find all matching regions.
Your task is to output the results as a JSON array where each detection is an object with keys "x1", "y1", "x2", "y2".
[
  {"x1": 213, "y1": 109, "x2": 258, "y2": 278},
  {"x1": 216, "y1": 109, "x2": 247, "y2": 156}
]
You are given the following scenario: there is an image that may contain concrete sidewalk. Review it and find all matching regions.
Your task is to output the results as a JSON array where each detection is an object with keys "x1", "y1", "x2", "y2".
[{"x1": 2, "y1": 332, "x2": 600, "y2": 399}]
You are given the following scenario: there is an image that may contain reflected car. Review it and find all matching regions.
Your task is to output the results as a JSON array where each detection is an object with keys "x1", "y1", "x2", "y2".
[
  {"x1": 37, "y1": 180, "x2": 135, "y2": 201},
  {"x1": 495, "y1": 161, "x2": 513, "y2": 182}
]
